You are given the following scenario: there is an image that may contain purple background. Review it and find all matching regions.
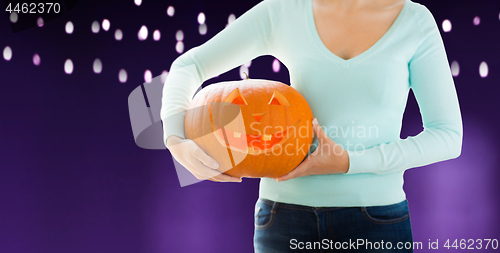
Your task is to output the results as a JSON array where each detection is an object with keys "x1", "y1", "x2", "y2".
[{"x1": 1, "y1": 0, "x2": 499, "y2": 252}]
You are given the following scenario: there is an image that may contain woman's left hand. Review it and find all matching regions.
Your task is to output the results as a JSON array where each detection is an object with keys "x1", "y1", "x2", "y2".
[{"x1": 276, "y1": 118, "x2": 350, "y2": 182}]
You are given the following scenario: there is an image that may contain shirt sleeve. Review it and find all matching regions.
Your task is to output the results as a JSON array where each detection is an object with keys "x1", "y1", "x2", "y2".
[
  {"x1": 160, "y1": 0, "x2": 278, "y2": 147},
  {"x1": 345, "y1": 5, "x2": 463, "y2": 175}
]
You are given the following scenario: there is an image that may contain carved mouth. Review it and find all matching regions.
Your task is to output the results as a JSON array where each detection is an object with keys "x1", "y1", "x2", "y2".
[{"x1": 213, "y1": 120, "x2": 300, "y2": 155}]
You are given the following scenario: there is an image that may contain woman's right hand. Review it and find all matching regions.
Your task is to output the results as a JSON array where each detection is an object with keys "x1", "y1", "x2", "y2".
[{"x1": 166, "y1": 136, "x2": 242, "y2": 182}]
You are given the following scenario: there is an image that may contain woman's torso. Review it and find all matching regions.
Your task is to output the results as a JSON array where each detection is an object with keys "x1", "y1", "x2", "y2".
[{"x1": 259, "y1": 0, "x2": 419, "y2": 207}]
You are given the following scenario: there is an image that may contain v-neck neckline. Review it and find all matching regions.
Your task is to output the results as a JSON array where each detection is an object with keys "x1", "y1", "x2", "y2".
[{"x1": 307, "y1": 0, "x2": 410, "y2": 68}]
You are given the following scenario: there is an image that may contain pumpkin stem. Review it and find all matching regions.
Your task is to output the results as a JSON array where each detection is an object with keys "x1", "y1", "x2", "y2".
[{"x1": 243, "y1": 72, "x2": 249, "y2": 80}]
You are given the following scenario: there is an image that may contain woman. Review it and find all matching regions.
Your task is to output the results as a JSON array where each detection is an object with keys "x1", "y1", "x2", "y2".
[{"x1": 161, "y1": 0, "x2": 463, "y2": 252}]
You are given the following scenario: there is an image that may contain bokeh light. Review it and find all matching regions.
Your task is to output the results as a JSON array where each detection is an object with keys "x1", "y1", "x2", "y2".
[
  {"x1": 93, "y1": 58, "x2": 102, "y2": 74},
  {"x1": 10, "y1": 12, "x2": 18, "y2": 23},
  {"x1": 134, "y1": 0, "x2": 141, "y2": 6},
  {"x1": 33, "y1": 53, "x2": 41, "y2": 66},
  {"x1": 115, "y1": 29, "x2": 123, "y2": 41},
  {"x1": 119, "y1": 69, "x2": 128, "y2": 83},
  {"x1": 473, "y1": 16, "x2": 480, "y2": 26},
  {"x1": 197, "y1": 12, "x2": 206, "y2": 25},
  {"x1": 102, "y1": 19, "x2": 110, "y2": 31},
  {"x1": 175, "y1": 30, "x2": 184, "y2": 41},
  {"x1": 3, "y1": 46, "x2": 12, "y2": 61},
  {"x1": 144, "y1": 70, "x2": 152, "y2": 83},
  {"x1": 198, "y1": 24, "x2": 207, "y2": 35},
  {"x1": 91, "y1": 21, "x2": 100, "y2": 33},
  {"x1": 272, "y1": 58, "x2": 280, "y2": 73},
  {"x1": 161, "y1": 70, "x2": 169, "y2": 84},
  {"x1": 138, "y1": 25, "x2": 148, "y2": 41},
  {"x1": 479, "y1": 61, "x2": 488, "y2": 78},
  {"x1": 65, "y1": 21, "x2": 74, "y2": 34},
  {"x1": 175, "y1": 41, "x2": 184, "y2": 54},
  {"x1": 228, "y1": 14, "x2": 236, "y2": 24},
  {"x1": 153, "y1": 30, "x2": 161, "y2": 41},
  {"x1": 37, "y1": 17, "x2": 44, "y2": 27},
  {"x1": 64, "y1": 59, "x2": 74, "y2": 74},
  {"x1": 450, "y1": 60, "x2": 459, "y2": 77},
  {"x1": 239, "y1": 65, "x2": 249, "y2": 79},
  {"x1": 167, "y1": 6, "x2": 175, "y2": 17},
  {"x1": 442, "y1": 19, "x2": 452, "y2": 32}
]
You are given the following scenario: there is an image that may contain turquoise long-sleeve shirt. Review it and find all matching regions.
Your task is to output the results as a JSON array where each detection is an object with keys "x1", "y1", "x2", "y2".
[{"x1": 160, "y1": 0, "x2": 463, "y2": 207}]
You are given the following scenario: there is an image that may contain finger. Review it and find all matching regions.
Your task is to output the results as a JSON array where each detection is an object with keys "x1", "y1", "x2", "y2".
[
  {"x1": 193, "y1": 162, "x2": 241, "y2": 182},
  {"x1": 188, "y1": 161, "x2": 222, "y2": 179},
  {"x1": 200, "y1": 171, "x2": 236, "y2": 182},
  {"x1": 195, "y1": 166, "x2": 223, "y2": 179},
  {"x1": 308, "y1": 143, "x2": 320, "y2": 158},
  {"x1": 210, "y1": 173, "x2": 242, "y2": 183},
  {"x1": 192, "y1": 148, "x2": 220, "y2": 170},
  {"x1": 190, "y1": 170, "x2": 220, "y2": 182},
  {"x1": 192, "y1": 169, "x2": 229, "y2": 182},
  {"x1": 277, "y1": 158, "x2": 313, "y2": 182},
  {"x1": 201, "y1": 168, "x2": 241, "y2": 182},
  {"x1": 312, "y1": 118, "x2": 327, "y2": 140}
]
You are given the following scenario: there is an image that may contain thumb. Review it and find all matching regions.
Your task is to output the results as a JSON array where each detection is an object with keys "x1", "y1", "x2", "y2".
[
  {"x1": 312, "y1": 118, "x2": 327, "y2": 140},
  {"x1": 192, "y1": 147, "x2": 220, "y2": 170}
]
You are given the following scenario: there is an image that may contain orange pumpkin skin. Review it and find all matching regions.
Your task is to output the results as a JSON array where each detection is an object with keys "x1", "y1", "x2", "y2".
[{"x1": 184, "y1": 78, "x2": 313, "y2": 178}]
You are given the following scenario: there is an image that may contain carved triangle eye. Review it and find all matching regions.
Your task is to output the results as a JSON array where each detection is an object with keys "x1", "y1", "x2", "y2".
[
  {"x1": 268, "y1": 90, "x2": 291, "y2": 106},
  {"x1": 224, "y1": 88, "x2": 248, "y2": 105}
]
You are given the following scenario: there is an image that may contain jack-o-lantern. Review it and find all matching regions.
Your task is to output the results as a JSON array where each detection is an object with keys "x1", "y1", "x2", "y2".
[{"x1": 184, "y1": 77, "x2": 313, "y2": 178}]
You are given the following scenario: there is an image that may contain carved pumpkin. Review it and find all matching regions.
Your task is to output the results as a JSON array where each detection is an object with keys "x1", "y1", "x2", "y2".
[{"x1": 184, "y1": 77, "x2": 313, "y2": 178}]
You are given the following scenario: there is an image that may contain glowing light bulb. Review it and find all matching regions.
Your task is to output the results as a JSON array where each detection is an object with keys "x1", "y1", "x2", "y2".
[
  {"x1": 167, "y1": 6, "x2": 175, "y2": 17},
  {"x1": 239, "y1": 65, "x2": 249, "y2": 79},
  {"x1": 176, "y1": 41, "x2": 184, "y2": 54},
  {"x1": 197, "y1": 12, "x2": 206, "y2": 24},
  {"x1": 3, "y1": 46, "x2": 12, "y2": 61},
  {"x1": 10, "y1": 12, "x2": 18, "y2": 23},
  {"x1": 115, "y1": 29, "x2": 123, "y2": 41},
  {"x1": 442, "y1": 19, "x2": 451, "y2": 32},
  {"x1": 64, "y1": 59, "x2": 74, "y2": 74},
  {"x1": 479, "y1": 61, "x2": 488, "y2": 78},
  {"x1": 102, "y1": 19, "x2": 110, "y2": 31},
  {"x1": 153, "y1": 30, "x2": 161, "y2": 41},
  {"x1": 91, "y1": 21, "x2": 100, "y2": 33},
  {"x1": 93, "y1": 58, "x2": 102, "y2": 74},
  {"x1": 37, "y1": 17, "x2": 44, "y2": 27},
  {"x1": 450, "y1": 61, "x2": 459, "y2": 77},
  {"x1": 66, "y1": 21, "x2": 74, "y2": 34},
  {"x1": 272, "y1": 59, "x2": 280, "y2": 73},
  {"x1": 144, "y1": 69, "x2": 152, "y2": 83},
  {"x1": 138, "y1": 25, "x2": 148, "y2": 41},
  {"x1": 473, "y1": 16, "x2": 480, "y2": 26},
  {"x1": 176, "y1": 30, "x2": 184, "y2": 41},
  {"x1": 33, "y1": 53, "x2": 41, "y2": 66},
  {"x1": 119, "y1": 69, "x2": 128, "y2": 83}
]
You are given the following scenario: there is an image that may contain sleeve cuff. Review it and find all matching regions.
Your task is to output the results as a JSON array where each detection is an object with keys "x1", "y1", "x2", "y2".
[
  {"x1": 162, "y1": 111, "x2": 187, "y2": 147},
  {"x1": 345, "y1": 148, "x2": 382, "y2": 175}
]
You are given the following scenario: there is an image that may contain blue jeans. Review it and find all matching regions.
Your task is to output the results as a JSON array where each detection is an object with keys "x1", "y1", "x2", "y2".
[{"x1": 254, "y1": 199, "x2": 413, "y2": 252}]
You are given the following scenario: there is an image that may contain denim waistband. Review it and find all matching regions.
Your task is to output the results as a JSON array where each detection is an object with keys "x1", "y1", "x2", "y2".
[
  {"x1": 259, "y1": 198, "x2": 408, "y2": 212},
  {"x1": 259, "y1": 198, "x2": 358, "y2": 212}
]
